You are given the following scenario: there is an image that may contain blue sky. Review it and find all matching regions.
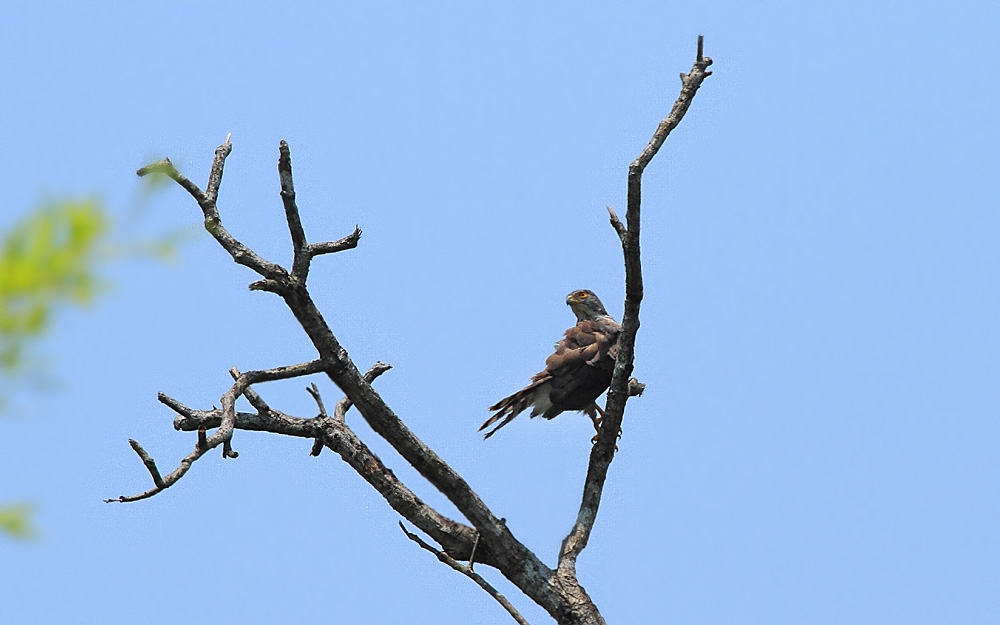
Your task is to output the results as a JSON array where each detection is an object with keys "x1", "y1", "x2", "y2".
[{"x1": 1, "y1": 2, "x2": 997, "y2": 624}]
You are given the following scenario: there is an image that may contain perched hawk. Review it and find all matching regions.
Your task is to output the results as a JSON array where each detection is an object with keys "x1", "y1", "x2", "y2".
[{"x1": 479, "y1": 289, "x2": 621, "y2": 439}]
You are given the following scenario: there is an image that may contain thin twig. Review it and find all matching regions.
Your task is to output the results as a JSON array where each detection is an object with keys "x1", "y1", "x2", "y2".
[
  {"x1": 310, "y1": 226, "x2": 362, "y2": 257},
  {"x1": 205, "y1": 135, "x2": 232, "y2": 203},
  {"x1": 231, "y1": 367, "x2": 272, "y2": 414},
  {"x1": 248, "y1": 278, "x2": 285, "y2": 293},
  {"x1": 309, "y1": 438, "x2": 325, "y2": 456},
  {"x1": 333, "y1": 362, "x2": 392, "y2": 420},
  {"x1": 136, "y1": 159, "x2": 207, "y2": 205},
  {"x1": 307, "y1": 383, "x2": 329, "y2": 417},
  {"x1": 468, "y1": 530, "x2": 481, "y2": 571},
  {"x1": 159, "y1": 391, "x2": 195, "y2": 417},
  {"x1": 399, "y1": 523, "x2": 530, "y2": 625},
  {"x1": 307, "y1": 383, "x2": 328, "y2": 456},
  {"x1": 278, "y1": 141, "x2": 311, "y2": 280},
  {"x1": 128, "y1": 439, "x2": 163, "y2": 488},
  {"x1": 105, "y1": 435, "x2": 212, "y2": 503},
  {"x1": 606, "y1": 206, "x2": 626, "y2": 242}
]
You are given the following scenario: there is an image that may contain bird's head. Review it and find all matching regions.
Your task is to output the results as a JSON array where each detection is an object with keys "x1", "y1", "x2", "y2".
[{"x1": 566, "y1": 289, "x2": 609, "y2": 322}]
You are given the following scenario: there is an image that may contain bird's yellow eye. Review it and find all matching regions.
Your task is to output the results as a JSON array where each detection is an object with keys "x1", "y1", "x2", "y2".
[{"x1": 578, "y1": 292, "x2": 588, "y2": 298}]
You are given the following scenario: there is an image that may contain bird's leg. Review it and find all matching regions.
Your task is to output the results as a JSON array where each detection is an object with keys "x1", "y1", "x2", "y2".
[
  {"x1": 590, "y1": 403, "x2": 605, "y2": 444},
  {"x1": 590, "y1": 402, "x2": 621, "y2": 448}
]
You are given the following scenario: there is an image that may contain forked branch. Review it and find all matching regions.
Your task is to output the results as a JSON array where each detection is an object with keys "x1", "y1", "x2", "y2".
[
  {"x1": 106, "y1": 360, "x2": 328, "y2": 502},
  {"x1": 137, "y1": 139, "x2": 286, "y2": 282}
]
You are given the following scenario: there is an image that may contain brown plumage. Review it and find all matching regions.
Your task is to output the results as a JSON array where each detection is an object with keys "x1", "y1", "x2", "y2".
[{"x1": 479, "y1": 289, "x2": 621, "y2": 439}]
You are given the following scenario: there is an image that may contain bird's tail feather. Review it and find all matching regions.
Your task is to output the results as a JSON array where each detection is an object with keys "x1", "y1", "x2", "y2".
[
  {"x1": 481, "y1": 412, "x2": 519, "y2": 439},
  {"x1": 480, "y1": 383, "x2": 544, "y2": 439}
]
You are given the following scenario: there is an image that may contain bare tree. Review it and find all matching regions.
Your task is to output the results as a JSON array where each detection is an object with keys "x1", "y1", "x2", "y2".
[{"x1": 107, "y1": 38, "x2": 712, "y2": 625}]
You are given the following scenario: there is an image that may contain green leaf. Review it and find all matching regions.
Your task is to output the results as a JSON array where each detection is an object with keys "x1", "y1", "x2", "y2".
[
  {"x1": 0, "y1": 199, "x2": 108, "y2": 375},
  {"x1": 0, "y1": 503, "x2": 38, "y2": 539}
]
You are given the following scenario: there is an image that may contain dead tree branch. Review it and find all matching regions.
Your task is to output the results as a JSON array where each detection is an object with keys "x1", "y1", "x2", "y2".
[
  {"x1": 112, "y1": 36, "x2": 711, "y2": 625},
  {"x1": 400, "y1": 522, "x2": 531, "y2": 625},
  {"x1": 307, "y1": 383, "x2": 330, "y2": 456},
  {"x1": 163, "y1": 373, "x2": 498, "y2": 567},
  {"x1": 558, "y1": 35, "x2": 712, "y2": 578},
  {"x1": 310, "y1": 362, "x2": 390, "y2": 456},
  {"x1": 311, "y1": 226, "x2": 362, "y2": 256},
  {"x1": 334, "y1": 361, "x2": 392, "y2": 420},
  {"x1": 137, "y1": 138, "x2": 286, "y2": 282},
  {"x1": 105, "y1": 360, "x2": 328, "y2": 502},
  {"x1": 231, "y1": 366, "x2": 272, "y2": 415},
  {"x1": 127, "y1": 439, "x2": 163, "y2": 488}
]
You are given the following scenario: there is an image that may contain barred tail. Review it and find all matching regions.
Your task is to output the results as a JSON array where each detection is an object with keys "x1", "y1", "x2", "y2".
[{"x1": 479, "y1": 380, "x2": 549, "y2": 439}]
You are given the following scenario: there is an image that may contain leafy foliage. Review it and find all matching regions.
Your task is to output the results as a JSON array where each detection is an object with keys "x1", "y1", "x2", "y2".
[
  {"x1": 0, "y1": 200, "x2": 107, "y2": 539},
  {"x1": 0, "y1": 199, "x2": 107, "y2": 379},
  {"x1": 0, "y1": 503, "x2": 37, "y2": 539}
]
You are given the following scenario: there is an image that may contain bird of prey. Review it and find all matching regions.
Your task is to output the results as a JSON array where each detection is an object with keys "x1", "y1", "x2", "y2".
[{"x1": 479, "y1": 289, "x2": 621, "y2": 439}]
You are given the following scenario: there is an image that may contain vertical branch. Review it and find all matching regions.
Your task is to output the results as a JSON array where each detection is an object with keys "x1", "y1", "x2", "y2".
[
  {"x1": 559, "y1": 35, "x2": 713, "y2": 575},
  {"x1": 205, "y1": 133, "x2": 232, "y2": 203},
  {"x1": 278, "y1": 140, "x2": 311, "y2": 279}
]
